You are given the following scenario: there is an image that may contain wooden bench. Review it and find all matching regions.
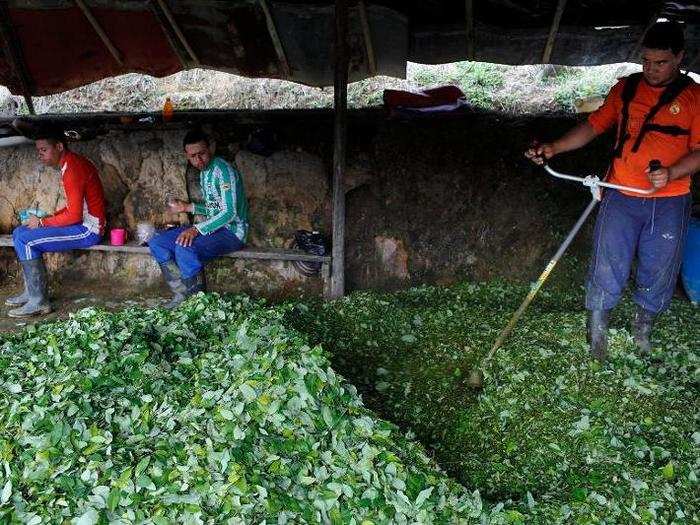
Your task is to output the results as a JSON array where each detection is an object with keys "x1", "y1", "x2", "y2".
[{"x1": 0, "y1": 234, "x2": 332, "y2": 297}]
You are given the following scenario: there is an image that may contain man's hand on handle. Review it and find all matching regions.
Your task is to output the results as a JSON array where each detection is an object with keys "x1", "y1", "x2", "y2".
[
  {"x1": 524, "y1": 141, "x2": 557, "y2": 165},
  {"x1": 524, "y1": 123, "x2": 598, "y2": 166},
  {"x1": 646, "y1": 164, "x2": 670, "y2": 189}
]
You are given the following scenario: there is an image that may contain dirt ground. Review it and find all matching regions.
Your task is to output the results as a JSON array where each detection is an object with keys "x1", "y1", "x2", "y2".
[{"x1": 0, "y1": 280, "x2": 168, "y2": 333}]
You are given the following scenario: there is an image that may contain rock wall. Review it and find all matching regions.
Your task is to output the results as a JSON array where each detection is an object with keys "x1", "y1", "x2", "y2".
[
  {"x1": 0, "y1": 124, "x2": 340, "y2": 296},
  {"x1": 1, "y1": 110, "x2": 696, "y2": 297}
]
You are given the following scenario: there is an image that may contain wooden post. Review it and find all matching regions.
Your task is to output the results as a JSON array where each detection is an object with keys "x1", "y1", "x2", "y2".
[
  {"x1": 259, "y1": 0, "x2": 292, "y2": 78},
  {"x1": 0, "y1": 3, "x2": 35, "y2": 114},
  {"x1": 465, "y1": 0, "x2": 474, "y2": 60},
  {"x1": 330, "y1": 0, "x2": 348, "y2": 299},
  {"x1": 155, "y1": 0, "x2": 200, "y2": 65},
  {"x1": 542, "y1": 0, "x2": 567, "y2": 63},
  {"x1": 75, "y1": 0, "x2": 124, "y2": 66},
  {"x1": 358, "y1": 0, "x2": 377, "y2": 76}
]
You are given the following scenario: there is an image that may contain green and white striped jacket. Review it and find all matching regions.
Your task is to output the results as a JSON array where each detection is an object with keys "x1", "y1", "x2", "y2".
[{"x1": 192, "y1": 157, "x2": 249, "y2": 242}]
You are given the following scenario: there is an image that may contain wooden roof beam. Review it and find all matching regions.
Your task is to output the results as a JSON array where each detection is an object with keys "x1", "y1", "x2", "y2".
[
  {"x1": 155, "y1": 0, "x2": 200, "y2": 66},
  {"x1": 542, "y1": 0, "x2": 567, "y2": 64},
  {"x1": 75, "y1": 0, "x2": 124, "y2": 66},
  {"x1": 465, "y1": 0, "x2": 475, "y2": 60},
  {"x1": 149, "y1": 0, "x2": 189, "y2": 68},
  {"x1": 259, "y1": 0, "x2": 291, "y2": 78},
  {"x1": 0, "y1": 3, "x2": 35, "y2": 114},
  {"x1": 358, "y1": 1, "x2": 377, "y2": 76}
]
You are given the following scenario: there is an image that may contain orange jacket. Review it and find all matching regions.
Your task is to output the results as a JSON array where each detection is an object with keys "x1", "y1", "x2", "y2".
[{"x1": 588, "y1": 75, "x2": 700, "y2": 197}]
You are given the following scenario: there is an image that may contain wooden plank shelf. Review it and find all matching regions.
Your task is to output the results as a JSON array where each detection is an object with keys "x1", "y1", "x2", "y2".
[{"x1": 0, "y1": 234, "x2": 331, "y2": 296}]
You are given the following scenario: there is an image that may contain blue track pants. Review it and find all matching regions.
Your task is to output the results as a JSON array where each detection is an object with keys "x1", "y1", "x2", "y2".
[{"x1": 13, "y1": 224, "x2": 101, "y2": 261}]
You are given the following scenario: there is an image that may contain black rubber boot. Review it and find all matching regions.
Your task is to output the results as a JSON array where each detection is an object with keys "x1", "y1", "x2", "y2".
[
  {"x1": 632, "y1": 306, "x2": 655, "y2": 355},
  {"x1": 183, "y1": 272, "x2": 205, "y2": 298},
  {"x1": 159, "y1": 261, "x2": 187, "y2": 309},
  {"x1": 587, "y1": 309, "x2": 610, "y2": 363},
  {"x1": 8, "y1": 259, "x2": 52, "y2": 318}
]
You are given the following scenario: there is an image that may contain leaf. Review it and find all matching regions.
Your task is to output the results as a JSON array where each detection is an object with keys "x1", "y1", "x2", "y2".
[
  {"x1": 589, "y1": 492, "x2": 607, "y2": 505},
  {"x1": 107, "y1": 488, "x2": 121, "y2": 511},
  {"x1": 115, "y1": 467, "x2": 132, "y2": 489},
  {"x1": 414, "y1": 487, "x2": 433, "y2": 508},
  {"x1": 569, "y1": 415, "x2": 590, "y2": 436},
  {"x1": 135, "y1": 458, "x2": 150, "y2": 476},
  {"x1": 322, "y1": 406, "x2": 334, "y2": 429},
  {"x1": 136, "y1": 474, "x2": 156, "y2": 491},
  {"x1": 661, "y1": 462, "x2": 674, "y2": 480},
  {"x1": 1, "y1": 479, "x2": 11, "y2": 504},
  {"x1": 239, "y1": 383, "x2": 256, "y2": 402},
  {"x1": 219, "y1": 408, "x2": 234, "y2": 420},
  {"x1": 526, "y1": 491, "x2": 536, "y2": 509},
  {"x1": 50, "y1": 421, "x2": 66, "y2": 446},
  {"x1": 73, "y1": 508, "x2": 99, "y2": 525}
]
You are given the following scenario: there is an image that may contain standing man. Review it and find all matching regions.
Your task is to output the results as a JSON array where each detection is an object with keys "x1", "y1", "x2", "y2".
[
  {"x1": 526, "y1": 21, "x2": 699, "y2": 361},
  {"x1": 6, "y1": 128, "x2": 106, "y2": 317},
  {"x1": 148, "y1": 129, "x2": 249, "y2": 308}
]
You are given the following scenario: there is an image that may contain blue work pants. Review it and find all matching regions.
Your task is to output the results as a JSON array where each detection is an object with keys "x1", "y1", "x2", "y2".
[
  {"x1": 148, "y1": 226, "x2": 244, "y2": 279},
  {"x1": 585, "y1": 190, "x2": 691, "y2": 314}
]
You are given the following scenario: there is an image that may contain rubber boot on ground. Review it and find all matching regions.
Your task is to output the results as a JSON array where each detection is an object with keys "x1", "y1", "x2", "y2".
[
  {"x1": 159, "y1": 261, "x2": 187, "y2": 309},
  {"x1": 183, "y1": 272, "x2": 205, "y2": 298},
  {"x1": 587, "y1": 309, "x2": 610, "y2": 363},
  {"x1": 7, "y1": 258, "x2": 52, "y2": 318},
  {"x1": 632, "y1": 306, "x2": 655, "y2": 355},
  {"x1": 4, "y1": 275, "x2": 29, "y2": 307}
]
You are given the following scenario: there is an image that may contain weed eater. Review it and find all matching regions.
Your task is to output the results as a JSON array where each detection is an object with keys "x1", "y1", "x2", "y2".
[{"x1": 466, "y1": 161, "x2": 658, "y2": 390}]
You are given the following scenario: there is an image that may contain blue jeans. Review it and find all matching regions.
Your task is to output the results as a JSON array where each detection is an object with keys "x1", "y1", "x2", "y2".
[
  {"x1": 585, "y1": 190, "x2": 692, "y2": 314},
  {"x1": 148, "y1": 226, "x2": 244, "y2": 279},
  {"x1": 13, "y1": 224, "x2": 101, "y2": 261}
]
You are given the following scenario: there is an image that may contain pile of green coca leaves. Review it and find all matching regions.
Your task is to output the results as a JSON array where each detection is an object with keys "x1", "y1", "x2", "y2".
[
  {"x1": 1, "y1": 280, "x2": 697, "y2": 524},
  {"x1": 0, "y1": 293, "x2": 498, "y2": 524}
]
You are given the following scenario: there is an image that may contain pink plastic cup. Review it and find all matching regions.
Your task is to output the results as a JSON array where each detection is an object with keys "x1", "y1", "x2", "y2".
[{"x1": 110, "y1": 228, "x2": 127, "y2": 246}]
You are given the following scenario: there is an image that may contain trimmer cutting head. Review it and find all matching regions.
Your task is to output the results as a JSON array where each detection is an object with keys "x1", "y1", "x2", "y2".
[{"x1": 466, "y1": 369, "x2": 484, "y2": 390}]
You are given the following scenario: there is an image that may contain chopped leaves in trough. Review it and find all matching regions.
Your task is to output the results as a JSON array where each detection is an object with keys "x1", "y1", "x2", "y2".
[
  {"x1": 287, "y1": 281, "x2": 699, "y2": 523},
  {"x1": 1, "y1": 282, "x2": 698, "y2": 524}
]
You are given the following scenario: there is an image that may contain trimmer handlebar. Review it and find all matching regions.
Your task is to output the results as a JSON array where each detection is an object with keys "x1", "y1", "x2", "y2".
[{"x1": 543, "y1": 164, "x2": 656, "y2": 197}]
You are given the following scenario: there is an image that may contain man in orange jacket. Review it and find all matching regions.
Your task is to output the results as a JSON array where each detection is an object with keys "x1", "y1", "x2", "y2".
[
  {"x1": 526, "y1": 21, "x2": 699, "y2": 361},
  {"x1": 6, "y1": 128, "x2": 106, "y2": 317}
]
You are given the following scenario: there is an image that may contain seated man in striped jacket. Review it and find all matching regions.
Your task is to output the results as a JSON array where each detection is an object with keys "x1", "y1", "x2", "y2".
[
  {"x1": 7, "y1": 128, "x2": 106, "y2": 317},
  {"x1": 148, "y1": 129, "x2": 249, "y2": 308}
]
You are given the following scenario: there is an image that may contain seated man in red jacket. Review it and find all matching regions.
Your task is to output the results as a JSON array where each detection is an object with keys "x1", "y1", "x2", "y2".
[{"x1": 6, "y1": 128, "x2": 106, "y2": 317}]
